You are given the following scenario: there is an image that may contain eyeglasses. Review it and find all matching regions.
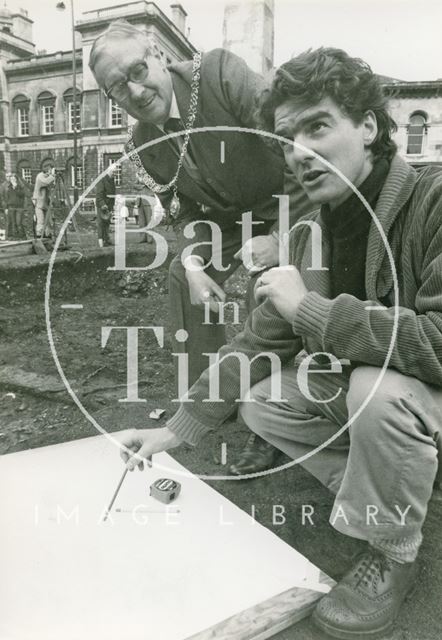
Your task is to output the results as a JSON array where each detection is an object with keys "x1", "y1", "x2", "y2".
[{"x1": 105, "y1": 57, "x2": 150, "y2": 103}]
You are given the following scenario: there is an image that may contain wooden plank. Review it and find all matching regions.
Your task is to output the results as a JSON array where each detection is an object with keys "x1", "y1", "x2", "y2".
[
  {"x1": 187, "y1": 574, "x2": 335, "y2": 640},
  {"x1": 0, "y1": 239, "x2": 34, "y2": 258}
]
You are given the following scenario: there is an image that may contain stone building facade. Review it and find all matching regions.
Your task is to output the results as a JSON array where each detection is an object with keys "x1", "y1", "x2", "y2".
[
  {"x1": 0, "y1": 2, "x2": 195, "y2": 202},
  {"x1": 384, "y1": 81, "x2": 442, "y2": 166},
  {"x1": 0, "y1": 1, "x2": 440, "y2": 209}
]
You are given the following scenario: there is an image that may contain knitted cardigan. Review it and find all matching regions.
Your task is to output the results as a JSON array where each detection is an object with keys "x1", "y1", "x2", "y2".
[{"x1": 167, "y1": 154, "x2": 442, "y2": 445}]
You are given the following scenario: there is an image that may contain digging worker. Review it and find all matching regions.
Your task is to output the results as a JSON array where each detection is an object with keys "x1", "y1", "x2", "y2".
[
  {"x1": 132, "y1": 171, "x2": 154, "y2": 244},
  {"x1": 5, "y1": 173, "x2": 26, "y2": 240},
  {"x1": 89, "y1": 19, "x2": 312, "y2": 475},
  {"x1": 32, "y1": 166, "x2": 55, "y2": 239},
  {"x1": 117, "y1": 48, "x2": 442, "y2": 639},
  {"x1": 0, "y1": 172, "x2": 11, "y2": 224},
  {"x1": 95, "y1": 163, "x2": 117, "y2": 248}
]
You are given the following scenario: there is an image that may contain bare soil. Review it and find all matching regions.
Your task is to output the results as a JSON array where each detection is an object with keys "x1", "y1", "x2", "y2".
[{"x1": 1, "y1": 237, "x2": 441, "y2": 639}]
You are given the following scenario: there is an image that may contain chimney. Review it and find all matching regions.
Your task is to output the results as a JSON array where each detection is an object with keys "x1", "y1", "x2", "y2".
[{"x1": 170, "y1": 4, "x2": 187, "y2": 35}]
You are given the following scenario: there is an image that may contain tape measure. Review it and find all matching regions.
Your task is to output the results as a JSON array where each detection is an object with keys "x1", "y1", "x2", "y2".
[{"x1": 149, "y1": 478, "x2": 181, "y2": 504}]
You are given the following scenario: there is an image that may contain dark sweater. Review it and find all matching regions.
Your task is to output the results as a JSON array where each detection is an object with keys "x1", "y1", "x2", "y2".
[
  {"x1": 6, "y1": 183, "x2": 25, "y2": 208},
  {"x1": 95, "y1": 174, "x2": 116, "y2": 214},
  {"x1": 320, "y1": 159, "x2": 390, "y2": 300}
]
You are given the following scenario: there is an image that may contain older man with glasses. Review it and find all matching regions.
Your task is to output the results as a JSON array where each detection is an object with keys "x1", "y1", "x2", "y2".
[{"x1": 89, "y1": 19, "x2": 311, "y2": 475}]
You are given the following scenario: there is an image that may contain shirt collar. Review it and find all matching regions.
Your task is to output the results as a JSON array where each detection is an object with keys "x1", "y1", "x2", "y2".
[
  {"x1": 168, "y1": 92, "x2": 180, "y2": 119},
  {"x1": 157, "y1": 91, "x2": 180, "y2": 131}
]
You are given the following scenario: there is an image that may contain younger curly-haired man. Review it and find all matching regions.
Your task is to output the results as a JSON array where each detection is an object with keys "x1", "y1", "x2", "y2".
[{"x1": 118, "y1": 48, "x2": 442, "y2": 639}]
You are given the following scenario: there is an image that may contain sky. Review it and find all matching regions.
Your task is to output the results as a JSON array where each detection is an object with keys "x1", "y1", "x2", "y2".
[{"x1": 6, "y1": 0, "x2": 442, "y2": 81}]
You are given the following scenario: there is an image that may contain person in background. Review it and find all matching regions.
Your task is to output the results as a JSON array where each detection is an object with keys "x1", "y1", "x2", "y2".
[
  {"x1": 5, "y1": 173, "x2": 26, "y2": 240},
  {"x1": 0, "y1": 172, "x2": 11, "y2": 207},
  {"x1": 32, "y1": 166, "x2": 55, "y2": 239},
  {"x1": 95, "y1": 163, "x2": 117, "y2": 247},
  {"x1": 115, "y1": 194, "x2": 129, "y2": 221},
  {"x1": 133, "y1": 172, "x2": 154, "y2": 244},
  {"x1": 0, "y1": 172, "x2": 11, "y2": 236}
]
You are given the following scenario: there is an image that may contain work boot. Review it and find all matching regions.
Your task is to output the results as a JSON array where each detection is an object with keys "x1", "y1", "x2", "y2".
[
  {"x1": 313, "y1": 547, "x2": 418, "y2": 639},
  {"x1": 229, "y1": 433, "x2": 281, "y2": 475}
]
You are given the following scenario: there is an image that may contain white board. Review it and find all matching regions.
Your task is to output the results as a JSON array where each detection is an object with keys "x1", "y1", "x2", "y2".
[{"x1": 0, "y1": 433, "x2": 332, "y2": 640}]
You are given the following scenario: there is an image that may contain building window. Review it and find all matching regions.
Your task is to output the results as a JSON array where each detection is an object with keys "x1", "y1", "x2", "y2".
[
  {"x1": 17, "y1": 107, "x2": 29, "y2": 136},
  {"x1": 407, "y1": 113, "x2": 427, "y2": 155},
  {"x1": 21, "y1": 167, "x2": 32, "y2": 184},
  {"x1": 64, "y1": 88, "x2": 81, "y2": 132},
  {"x1": 38, "y1": 92, "x2": 56, "y2": 135},
  {"x1": 104, "y1": 155, "x2": 122, "y2": 186},
  {"x1": 111, "y1": 162, "x2": 122, "y2": 187},
  {"x1": 41, "y1": 104, "x2": 55, "y2": 135},
  {"x1": 68, "y1": 101, "x2": 81, "y2": 132},
  {"x1": 70, "y1": 164, "x2": 83, "y2": 188},
  {"x1": 12, "y1": 94, "x2": 31, "y2": 137},
  {"x1": 109, "y1": 99, "x2": 122, "y2": 127}
]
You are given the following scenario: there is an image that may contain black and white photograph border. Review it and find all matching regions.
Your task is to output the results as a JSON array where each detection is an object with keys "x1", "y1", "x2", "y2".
[{"x1": 0, "y1": 1, "x2": 441, "y2": 640}]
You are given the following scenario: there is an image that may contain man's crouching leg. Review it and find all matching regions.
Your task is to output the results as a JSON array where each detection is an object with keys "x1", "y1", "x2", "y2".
[
  {"x1": 238, "y1": 364, "x2": 350, "y2": 488},
  {"x1": 313, "y1": 365, "x2": 442, "y2": 639}
]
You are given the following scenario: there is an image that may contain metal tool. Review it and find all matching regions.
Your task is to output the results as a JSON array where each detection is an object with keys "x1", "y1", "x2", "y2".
[{"x1": 149, "y1": 478, "x2": 181, "y2": 504}]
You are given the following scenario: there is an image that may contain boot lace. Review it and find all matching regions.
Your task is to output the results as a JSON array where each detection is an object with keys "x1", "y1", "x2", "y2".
[
  {"x1": 352, "y1": 549, "x2": 391, "y2": 588},
  {"x1": 244, "y1": 433, "x2": 258, "y2": 452}
]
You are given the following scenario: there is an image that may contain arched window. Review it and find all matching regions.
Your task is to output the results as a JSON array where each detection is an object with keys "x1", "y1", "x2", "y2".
[
  {"x1": 63, "y1": 88, "x2": 81, "y2": 133},
  {"x1": 37, "y1": 91, "x2": 56, "y2": 135},
  {"x1": 12, "y1": 94, "x2": 30, "y2": 137},
  {"x1": 407, "y1": 112, "x2": 427, "y2": 155}
]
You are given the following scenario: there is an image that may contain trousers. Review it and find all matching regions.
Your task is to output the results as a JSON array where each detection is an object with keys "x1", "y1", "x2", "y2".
[
  {"x1": 169, "y1": 217, "x2": 272, "y2": 390},
  {"x1": 137, "y1": 200, "x2": 153, "y2": 243},
  {"x1": 240, "y1": 364, "x2": 442, "y2": 541},
  {"x1": 96, "y1": 214, "x2": 111, "y2": 244},
  {"x1": 35, "y1": 206, "x2": 52, "y2": 237},
  {"x1": 6, "y1": 207, "x2": 25, "y2": 239}
]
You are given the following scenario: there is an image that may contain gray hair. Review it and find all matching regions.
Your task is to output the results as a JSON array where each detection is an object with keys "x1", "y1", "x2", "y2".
[{"x1": 89, "y1": 19, "x2": 161, "y2": 73}]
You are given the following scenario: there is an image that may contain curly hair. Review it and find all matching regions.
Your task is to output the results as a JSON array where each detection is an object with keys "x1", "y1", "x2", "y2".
[{"x1": 258, "y1": 47, "x2": 397, "y2": 161}]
